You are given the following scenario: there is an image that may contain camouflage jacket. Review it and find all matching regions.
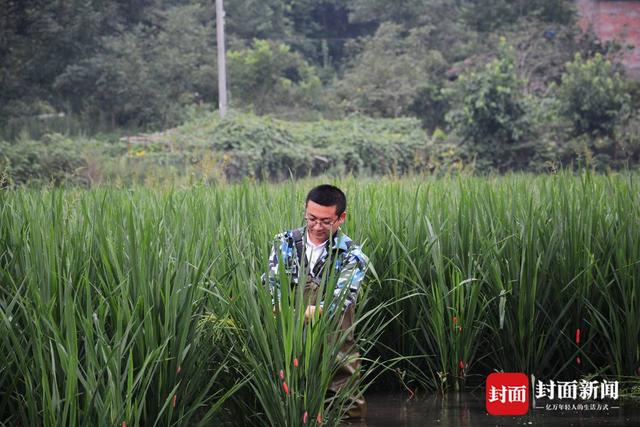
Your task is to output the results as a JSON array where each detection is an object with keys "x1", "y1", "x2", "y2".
[{"x1": 264, "y1": 227, "x2": 369, "y2": 311}]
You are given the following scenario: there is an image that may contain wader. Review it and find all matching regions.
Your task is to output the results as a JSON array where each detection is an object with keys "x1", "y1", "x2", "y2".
[{"x1": 303, "y1": 280, "x2": 367, "y2": 419}]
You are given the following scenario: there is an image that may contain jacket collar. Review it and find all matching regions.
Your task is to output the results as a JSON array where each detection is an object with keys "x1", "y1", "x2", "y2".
[{"x1": 300, "y1": 226, "x2": 351, "y2": 252}]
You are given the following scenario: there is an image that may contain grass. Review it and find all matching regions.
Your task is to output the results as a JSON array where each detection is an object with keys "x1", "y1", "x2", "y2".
[
  {"x1": 202, "y1": 240, "x2": 390, "y2": 426},
  {"x1": 0, "y1": 171, "x2": 638, "y2": 424},
  {"x1": 0, "y1": 189, "x2": 241, "y2": 425}
]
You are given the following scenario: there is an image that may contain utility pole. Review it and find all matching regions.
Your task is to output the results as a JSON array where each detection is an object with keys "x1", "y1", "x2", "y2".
[{"x1": 216, "y1": 0, "x2": 227, "y2": 118}]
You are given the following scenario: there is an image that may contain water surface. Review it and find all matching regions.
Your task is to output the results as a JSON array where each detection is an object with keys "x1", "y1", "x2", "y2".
[{"x1": 343, "y1": 392, "x2": 640, "y2": 426}]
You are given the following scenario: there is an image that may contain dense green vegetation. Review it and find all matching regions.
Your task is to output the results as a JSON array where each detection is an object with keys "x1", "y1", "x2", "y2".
[
  {"x1": 1, "y1": 174, "x2": 639, "y2": 424},
  {"x1": 2, "y1": 108, "x2": 639, "y2": 188},
  {"x1": 0, "y1": 112, "x2": 432, "y2": 185},
  {"x1": 2, "y1": 0, "x2": 639, "y2": 174},
  {"x1": 2, "y1": 3, "x2": 638, "y2": 424}
]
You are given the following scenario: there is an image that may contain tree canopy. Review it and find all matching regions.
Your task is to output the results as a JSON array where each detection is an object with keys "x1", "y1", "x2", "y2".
[{"x1": 1, "y1": 0, "x2": 638, "y2": 172}]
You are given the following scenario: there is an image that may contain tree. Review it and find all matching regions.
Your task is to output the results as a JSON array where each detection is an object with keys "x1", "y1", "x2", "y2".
[
  {"x1": 335, "y1": 23, "x2": 447, "y2": 118},
  {"x1": 346, "y1": 0, "x2": 469, "y2": 62},
  {"x1": 463, "y1": 0, "x2": 575, "y2": 32},
  {"x1": 54, "y1": 3, "x2": 217, "y2": 128},
  {"x1": 446, "y1": 40, "x2": 533, "y2": 170},
  {"x1": 0, "y1": 0, "x2": 118, "y2": 123},
  {"x1": 225, "y1": 0, "x2": 291, "y2": 39},
  {"x1": 347, "y1": 0, "x2": 438, "y2": 27},
  {"x1": 485, "y1": 20, "x2": 613, "y2": 96},
  {"x1": 556, "y1": 53, "x2": 630, "y2": 137},
  {"x1": 227, "y1": 39, "x2": 323, "y2": 115},
  {"x1": 286, "y1": 0, "x2": 375, "y2": 71}
]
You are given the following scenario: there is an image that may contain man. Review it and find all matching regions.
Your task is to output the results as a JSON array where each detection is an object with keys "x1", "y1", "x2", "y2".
[{"x1": 265, "y1": 184, "x2": 369, "y2": 418}]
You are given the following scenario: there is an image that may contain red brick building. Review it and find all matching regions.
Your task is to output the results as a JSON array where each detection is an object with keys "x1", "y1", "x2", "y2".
[{"x1": 576, "y1": 0, "x2": 640, "y2": 78}]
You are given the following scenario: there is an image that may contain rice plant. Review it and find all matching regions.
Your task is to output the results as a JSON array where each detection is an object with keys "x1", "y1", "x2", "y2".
[
  {"x1": 1, "y1": 171, "x2": 638, "y2": 425},
  {"x1": 0, "y1": 189, "x2": 241, "y2": 425}
]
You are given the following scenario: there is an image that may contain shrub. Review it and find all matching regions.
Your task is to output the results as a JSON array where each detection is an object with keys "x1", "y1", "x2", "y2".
[
  {"x1": 176, "y1": 113, "x2": 429, "y2": 181},
  {"x1": 0, "y1": 134, "x2": 87, "y2": 185}
]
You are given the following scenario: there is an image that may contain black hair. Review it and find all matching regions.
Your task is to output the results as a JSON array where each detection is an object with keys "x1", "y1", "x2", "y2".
[{"x1": 305, "y1": 184, "x2": 347, "y2": 216}]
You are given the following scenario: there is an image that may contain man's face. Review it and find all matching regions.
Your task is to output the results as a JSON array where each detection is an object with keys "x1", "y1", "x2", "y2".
[{"x1": 305, "y1": 200, "x2": 346, "y2": 244}]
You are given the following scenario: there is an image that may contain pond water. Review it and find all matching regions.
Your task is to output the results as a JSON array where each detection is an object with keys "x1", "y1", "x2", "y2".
[{"x1": 343, "y1": 392, "x2": 640, "y2": 427}]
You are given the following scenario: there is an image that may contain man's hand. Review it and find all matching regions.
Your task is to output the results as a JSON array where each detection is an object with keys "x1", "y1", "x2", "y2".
[{"x1": 304, "y1": 305, "x2": 322, "y2": 321}]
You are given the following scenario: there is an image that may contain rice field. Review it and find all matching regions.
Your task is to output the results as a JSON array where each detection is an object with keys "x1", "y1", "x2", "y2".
[{"x1": 1, "y1": 172, "x2": 639, "y2": 425}]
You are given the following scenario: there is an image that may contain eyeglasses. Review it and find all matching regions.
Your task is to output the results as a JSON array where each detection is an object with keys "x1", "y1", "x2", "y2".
[{"x1": 304, "y1": 215, "x2": 337, "y2": 228}]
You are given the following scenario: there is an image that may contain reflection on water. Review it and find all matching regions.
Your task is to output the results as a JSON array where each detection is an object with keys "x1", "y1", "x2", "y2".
[{"x1": 343, "y1": 392, "x2": 640, "y2": 427}]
